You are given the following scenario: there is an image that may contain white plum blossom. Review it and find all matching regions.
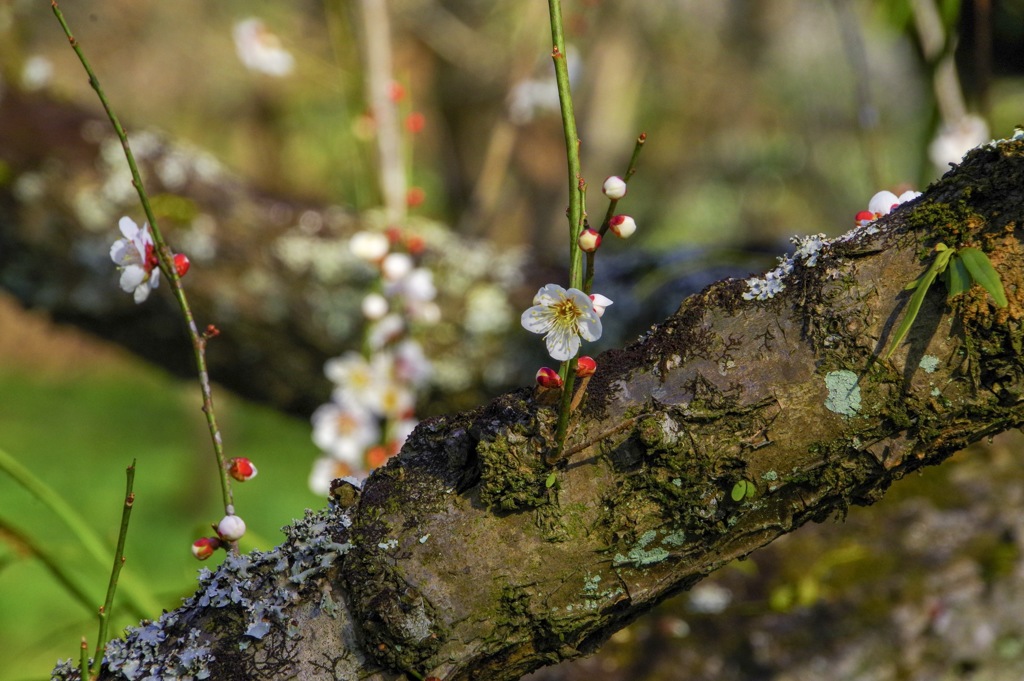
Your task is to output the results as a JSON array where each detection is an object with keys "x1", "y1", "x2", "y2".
[
  {"x1": 233, "y1": 18, "x2": 294, "y2": 77},
  {"x1": 361, "y1": 292, "x2": 389, "y2": 320},
  {"x1": 381, "y1": 252, "x2": 414, "y2": 281},
  {"x1": 311, "y1": 396, "x2": 381, "y2": 464},
  {"x1": 349, "y1": 231, "x2": 390, "y2": 262},
  {"x1": 521, "y1": 284, "x2": 603, "y2": 361},
  {"x1": 929, "y1": 114, "x2": 989, "y2": 173},
  {"x1": 110, "y1": 217, "x2": 161, "y2": 303},
  {"x1": 394, "y1": 339, "x2": 432, "y2": 388},
  {"x1": 309, "y1": 456, "x2": 356, "y2": 496}
]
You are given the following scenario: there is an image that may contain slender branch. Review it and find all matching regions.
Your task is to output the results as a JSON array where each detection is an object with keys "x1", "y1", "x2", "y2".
[
  {"x1": 548, "y1": 0, "x2": 584, "y2": 290},
  {"x1": 90, "y1": 461, "x2": 136, "y2": 678},
  {"x1": 588, "y1": 132, "x2": 647, "y2": 292},
  {"x1": 50, "y1": 1, "x2": 234, "y2": 517}
]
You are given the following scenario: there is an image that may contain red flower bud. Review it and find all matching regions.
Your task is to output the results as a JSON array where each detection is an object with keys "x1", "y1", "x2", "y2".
[
  {"x1": 576, "y1": 356, "x2": 597, "y2": 377},
  {"x1": 535, "y1": 367, "x2": 564, "y2": 390},
  {"x1": 191, "y1": 537, "x2": 221, "y2": 560},
  {"x1": 228, "y1": 457, "x2": 258, "y2": 482},
  {"x1": 854, "y1": 210, "x2": 874, "y2": 226},
  {"x1": 173, "y1": 253, "x2": 191, "y2": 277}
]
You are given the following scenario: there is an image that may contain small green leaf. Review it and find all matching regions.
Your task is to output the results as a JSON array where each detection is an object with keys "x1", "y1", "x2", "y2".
[
  {"x1": 959, "y1": 247, "x2": 1008, "y2": 308},
  {"x1": 545, "y1": 472, "x2": 557, "y2": 488},
  {"x1": 944, "y1": 254, "x2": 971, "y2": 299},
  {"x1": 745, "y1": 481, "x2": 757, "y2": 499},
  {"x1": 731, "y1": 480, "x2": 749, "y2": 502},
  {"x1": 884, "y1": 248, "x2": 952, "y2": 360}
]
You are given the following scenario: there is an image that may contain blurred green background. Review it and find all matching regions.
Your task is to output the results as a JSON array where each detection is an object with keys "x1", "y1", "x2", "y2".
[{"x1": 2, "y1": 0, "x2": 1023, "y2": 679}]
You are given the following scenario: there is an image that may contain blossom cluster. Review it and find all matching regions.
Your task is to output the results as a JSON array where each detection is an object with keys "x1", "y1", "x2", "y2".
[
  {"x1": 742, "y1": 189, "x2": 921, "y2": 302},
  {"x1": 521, "y1": 176, "x2": 633, "y2": 390},
  {"x1": 309, "y1": 229, "x2": 435, "y2": 494}
]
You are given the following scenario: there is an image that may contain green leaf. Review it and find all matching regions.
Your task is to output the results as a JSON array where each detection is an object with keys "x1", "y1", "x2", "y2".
[
  {"x1": 884, "y1": 248, "x2": 954, "y2": 360},
  {"x1": 958, "y1": 247, "x2": 1008, "y2": 308},
  {"x1": 545, "y1": 472, "x2": 557, "y2": 488},
  {"x1": 731, "y1": 480, "x2": 748, "y2": 502},
  {"x1": 944, "y1": 254, "x2": 971, "y2": 299}
]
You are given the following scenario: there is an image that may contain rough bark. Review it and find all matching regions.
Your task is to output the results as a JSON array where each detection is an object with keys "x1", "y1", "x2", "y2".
[{"x1": 42, "y1": 136, "x2": 1024, "y2": 680}]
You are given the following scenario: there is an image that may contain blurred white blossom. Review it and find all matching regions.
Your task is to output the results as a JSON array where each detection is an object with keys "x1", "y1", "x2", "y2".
[{"x1": 233, "y1": 18, "x2": 294, "y2": 77}]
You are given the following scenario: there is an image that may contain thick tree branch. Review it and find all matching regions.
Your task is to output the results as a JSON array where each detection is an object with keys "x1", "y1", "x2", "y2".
[{"x1": 45, "y1": 137, "x2": 1024, "y2": 680}]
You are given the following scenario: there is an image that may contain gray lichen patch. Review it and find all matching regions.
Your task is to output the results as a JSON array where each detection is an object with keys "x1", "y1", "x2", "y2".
[
  {"x1": 51, "y1": 507, "x2": 354, "y2": 681},
  {"x1": 919, "y1": 355, "x2": 941, "y2": 373},
  {"x1": 824, "y1": 370, "x2": 862, "y2": 417},
  {"x1": 613, "y1": 530, "x2": 671, "y2": 568}
]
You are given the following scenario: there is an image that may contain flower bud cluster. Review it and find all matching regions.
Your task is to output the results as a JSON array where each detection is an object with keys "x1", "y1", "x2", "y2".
[{"x1": 524, "y1": 170, "x2": 638, "y2": 393}]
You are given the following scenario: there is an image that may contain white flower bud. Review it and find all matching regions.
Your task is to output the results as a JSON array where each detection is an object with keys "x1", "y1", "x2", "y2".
[
  {"x1": 609, "y1": 215, "x2": 637, "y2": 239},
  {"x1": 577, "y1": 228, "x2": 602, "y2": 253},
  {"x1": 216, "y1": 514, "x2": 247, "y2": 541},
  {"x1": 602, "y1": 176, "x2": 627, "y2": 200}
]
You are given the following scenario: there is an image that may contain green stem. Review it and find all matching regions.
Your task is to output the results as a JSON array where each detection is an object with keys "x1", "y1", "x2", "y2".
[
  {"x1": 51, "y1": 1, "x2": 234, "y2": 518},
  {"x1": 79, "y1": 637, "x2": 89, "y2": 681},
  {"x1": 548, "y1": 0, "x2": 584, "y2": 291},
  {"x1": 90, "y1": 461, "x2": 136, "y2": 678}
]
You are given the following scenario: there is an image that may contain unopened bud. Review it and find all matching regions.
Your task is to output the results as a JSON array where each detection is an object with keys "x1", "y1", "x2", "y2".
[
  {"x1": 867, "y1": 190, "x2": 899, "y2": 217},
  {"x1": 602, "y1": 176, "x2": 627, "y2": 200},
  {"x1": 576, "y1": 356, "x2": 597, "y2": 377},
  {"x1": 535, "y1": 367, "x2": 563, "y2": 390},
  {"x1": 228, "y1": 457, "x2": 258, "y2": 482},
  {"x1": 609, "y1": 215, "x2": 637, "y2": 239},
  {"x1": 191, "y1": 537, "x2": 221, "y2": 560},
  {"x1": 854, "y1": 210, "x2": 874, "y2": 226},
  {"x1": 216, "y1": 514, "x2": 247, "y2": 542},
  {"x1": 173, "y1": 253, "x2": 191, "y2": 277},
  {"x1": 578, "y1": 228, "x2": 602, "y2": 253}
]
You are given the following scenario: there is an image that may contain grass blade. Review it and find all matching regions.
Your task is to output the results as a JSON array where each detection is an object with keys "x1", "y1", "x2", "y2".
[{"x1": 0, "y1": 447, "x2": 159, "y2": 617}]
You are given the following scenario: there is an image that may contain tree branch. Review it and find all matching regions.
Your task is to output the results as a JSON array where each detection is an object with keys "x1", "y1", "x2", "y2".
[{"x1": 46, "y1": 137, "x2": 1024, "y2": 680}]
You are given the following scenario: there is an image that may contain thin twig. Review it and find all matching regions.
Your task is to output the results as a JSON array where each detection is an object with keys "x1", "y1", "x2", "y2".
[
  {"x1": 51, "y1": 1, "x2": 234, "y2": 518},
  {"x1": 90, "y1": 461, "x2": 137, "y2": 678}
]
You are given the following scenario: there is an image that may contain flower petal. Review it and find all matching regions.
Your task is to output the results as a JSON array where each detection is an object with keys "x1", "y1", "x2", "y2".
[
  {"x1": 545, "y1": 325, "x2": 580, "y2": 361},
  {"x1": 521, "y1": 304, "x2": 555, "y2": 334},
  {"x1": 133, "y1": 282, "x2": 152, "y2": 304},
  {"x1": 577, "y1": 312, "x2": 602, "y2": 342},
  {"x1": 118, "y1": 216, "x2": 139, "y2": 239},
  {"x1": 119, "y1": 266, "x2": 146, "y2": 292},
  {"x1": 532, "y1": 283, "x2": 566, "y2": 307}
]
